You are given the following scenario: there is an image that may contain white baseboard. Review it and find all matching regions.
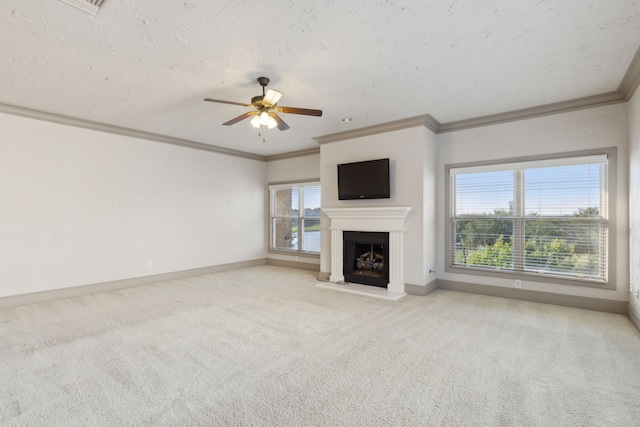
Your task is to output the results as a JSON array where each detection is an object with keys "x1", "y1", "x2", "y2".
[
  {"x1": 0, "y1": 259, "x2": 266, "y2": 309},
  {"x1": 438, "y1": 279, "x2": 628, "y2": 314}
]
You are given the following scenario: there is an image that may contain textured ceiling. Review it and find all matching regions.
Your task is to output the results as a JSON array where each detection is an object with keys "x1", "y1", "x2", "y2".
[{"x1": 1, "y1": 0, "x2": 639, "y2": 157}]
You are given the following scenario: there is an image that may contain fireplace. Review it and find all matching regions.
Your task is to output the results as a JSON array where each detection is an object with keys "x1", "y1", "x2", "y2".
[
  {"x1": 343, "y1": 231, "x2": 389, "y2": 287},
  {"x1": 322, "y1": 207, "x2": 411, "y2": 299}
]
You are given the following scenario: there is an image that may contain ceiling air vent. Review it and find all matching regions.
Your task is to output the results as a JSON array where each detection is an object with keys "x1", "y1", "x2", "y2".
[{"x1": 59, "y1": 0, "x2": 105, "y2": 15}]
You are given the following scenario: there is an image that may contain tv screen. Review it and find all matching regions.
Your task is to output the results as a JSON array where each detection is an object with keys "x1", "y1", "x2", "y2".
[{"x1": 337, "y1": 158, "x2": 390, "y2": 200}]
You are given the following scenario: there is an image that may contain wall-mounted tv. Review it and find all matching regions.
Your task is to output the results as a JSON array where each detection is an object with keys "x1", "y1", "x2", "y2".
[{"x1": 337, "y1": 158, "x2": 390, "y2": 200}]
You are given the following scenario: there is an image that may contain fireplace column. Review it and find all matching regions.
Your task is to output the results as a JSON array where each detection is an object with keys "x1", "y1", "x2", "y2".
[
  {"x1": 388, "y1": 230, "x2": 404, "y2": 294},
  {"x1": 329, "y1": 228, "x2": 344, "y2": 283}
]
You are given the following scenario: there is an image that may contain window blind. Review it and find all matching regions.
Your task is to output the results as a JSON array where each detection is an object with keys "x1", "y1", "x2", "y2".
[{"x1": 450, "y1": 155, "x2": 608, "y2": 283}]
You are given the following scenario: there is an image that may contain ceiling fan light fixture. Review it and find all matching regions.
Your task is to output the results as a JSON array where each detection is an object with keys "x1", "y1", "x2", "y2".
[
  {"x1": 267, "y1": 116, "x2": 278, "y2": 129},
  {"x1": 259, "y1": 111, "x2": 271, "y2": 125},
  {"x1": 251, "y1": 111, "x2": 277, "y2": 129}
]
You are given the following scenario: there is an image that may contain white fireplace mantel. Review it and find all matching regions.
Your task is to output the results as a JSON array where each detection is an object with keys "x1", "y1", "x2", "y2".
[{"x1": 323, "y1": 207, "x2": 411, "y2": 298}]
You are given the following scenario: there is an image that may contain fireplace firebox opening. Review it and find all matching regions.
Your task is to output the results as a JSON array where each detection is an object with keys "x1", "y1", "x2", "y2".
[{"x1": 343, "y1": 231, "x2": 390, "y2": 288}]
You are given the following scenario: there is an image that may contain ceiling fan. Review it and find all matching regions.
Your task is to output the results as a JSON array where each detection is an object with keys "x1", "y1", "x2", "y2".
[{"x1": 203, "y1": 77, "x2": 322, "y2": 131}]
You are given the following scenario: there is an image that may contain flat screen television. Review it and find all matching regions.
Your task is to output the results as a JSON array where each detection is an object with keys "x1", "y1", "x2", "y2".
[{"x1": 337, "y1": 158, "x2": 390, "y2": 200}]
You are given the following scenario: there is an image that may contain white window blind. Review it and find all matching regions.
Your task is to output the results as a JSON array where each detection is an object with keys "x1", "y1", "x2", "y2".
[
  {"x1": 449, "y1": 155, "x2": 608, "y2": 283},
  {"x1": 269, "y1": 182, "x2": 321, "y2": 253}
]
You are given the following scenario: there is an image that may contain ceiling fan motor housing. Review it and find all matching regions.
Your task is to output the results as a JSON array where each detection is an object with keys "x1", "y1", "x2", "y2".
[{"x1": 251, "y1": 95, "x2": 266, "y2": 106}]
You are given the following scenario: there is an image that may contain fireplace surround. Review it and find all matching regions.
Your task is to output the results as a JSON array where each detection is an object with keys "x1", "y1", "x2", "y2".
[{"x1": 323, "y1": 207, "x2": 411, "y2": 298}]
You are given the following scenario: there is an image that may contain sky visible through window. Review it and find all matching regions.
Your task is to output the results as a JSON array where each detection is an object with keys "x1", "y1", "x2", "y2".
[
  {"x1": 525, "y1": 164, "x2": 601, "y2": 216},
  {"x1": 288, "y1": 187, "x2": 321, "y2": 210},
  {"x1": 455, "y1": 163, "x2": 602, "y2": 217},
  {"x1": 303, "y1": 186, "x2": 321, "y2": 209}
]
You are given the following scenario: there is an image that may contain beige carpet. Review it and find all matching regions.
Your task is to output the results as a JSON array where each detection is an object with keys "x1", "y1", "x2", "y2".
[{"x1": 1, "y1": 265, "x2": 639, "y2": 426}]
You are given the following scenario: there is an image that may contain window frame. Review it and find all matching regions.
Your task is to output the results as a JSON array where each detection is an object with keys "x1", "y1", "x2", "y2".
[
  {"x1": 444, "y1": 148, "x2": 617, "y2": 289},
  {"x1": 268, "y1": 180, "x2": 321, "y2": 256}
]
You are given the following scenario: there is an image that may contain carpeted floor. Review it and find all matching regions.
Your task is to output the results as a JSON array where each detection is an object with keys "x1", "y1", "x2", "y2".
[{"x1": 1, "y1": 265, "x2": 639, "y2": 426}]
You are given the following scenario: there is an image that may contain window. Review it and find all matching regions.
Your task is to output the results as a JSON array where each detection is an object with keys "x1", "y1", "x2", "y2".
[
  {"x1": 269, "y1": 182, "x2": 321, "y2": 254},
  {"x1": 446, "y1": 151, "x2": 614, "y2": 286}
]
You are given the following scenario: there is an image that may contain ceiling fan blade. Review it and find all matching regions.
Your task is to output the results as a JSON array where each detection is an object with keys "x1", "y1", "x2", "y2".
[
  {"x1": 277, "y1": 106, "x2": 323, "y2": 117},
  {"x1": 204, "y1": 98, "x2": 251, "y2": 107},
  {"x1": 263, "y1": 89, "x2": 283, "y2": 106},
  {"x1": 222, "y1": 111, "x2": 256, "y2": 126},
  {"x1": 272, "y1": 113, "x2": 290, "y2": 131}
]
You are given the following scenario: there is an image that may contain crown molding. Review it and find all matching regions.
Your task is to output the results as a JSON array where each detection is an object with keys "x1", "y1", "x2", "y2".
[
  {"x1": 437, "y1": 91, "x2": 626, "y2": 133},
  {"x1": 423, "y1": 114, "x2": 442, "y2": 134},
  {"x1": 5, "y1": 43, "x2": 638, "y2": 160},
  {"x1": 312, "y1": 91, "x2": 626, "y2": 144},
  {"x1": 313, "y1": 114, "x2": 440, "y2": 145},
  {"x1": 265, "y1": 147, "x2": 320, "y2": 162},
  {"x1": 0, "y1": 102, "x2": 267, "y2": 162},
  {"x1": 619, "y1": 45, "x2": 640, "y2": 100}
]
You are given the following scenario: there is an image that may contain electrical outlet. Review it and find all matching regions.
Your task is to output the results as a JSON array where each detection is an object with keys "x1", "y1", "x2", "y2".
[
  {"x1": 515, "y1": 280, "x2": 522, "y2": 288},
  {"x1": 636, "y1": 289, "x2": 640, "y2": 300},
  {"x1": 147, "y1": 260, "x2": 153, "y2": 269}
]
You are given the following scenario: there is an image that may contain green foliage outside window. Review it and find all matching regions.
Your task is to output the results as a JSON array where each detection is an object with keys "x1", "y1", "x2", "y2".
[
  {"x1": 466, "y1": 235, "x2": 513, "y2": 268},
  {"x1": 455, "y1": 207, "x2": 602, "y2": 277}
]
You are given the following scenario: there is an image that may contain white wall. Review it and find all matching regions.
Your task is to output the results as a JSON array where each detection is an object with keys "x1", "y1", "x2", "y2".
[
  {"x1": 423, "y1": 129, "x2": 438, "y2": 284},
  {"x1": 320, "y1": 126, "x2": 437, "y2": 287},
  {"x1": 266, "y1": 153, "x2": 321, "y2": 265},
  {"x1": 3, "y1": 103, "x2": 628, "y2": 303},
  {"x1": 267, "y1": 153, "x2": 320, "y2": 183},
  {"x1": 628, "y1": 93, "x2": 640, "y2": 315},
  {"x1": 436, "y1": 104, "x2": 629, "y2": 301},
  {"x1": 0, "y1": 113, "x2": 267, "y2": 298}
]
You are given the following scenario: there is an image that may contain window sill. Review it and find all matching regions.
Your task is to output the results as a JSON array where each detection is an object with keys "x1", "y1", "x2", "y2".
[{"x1": 446, "y1": 264, "x2": 614, "y2": 290}]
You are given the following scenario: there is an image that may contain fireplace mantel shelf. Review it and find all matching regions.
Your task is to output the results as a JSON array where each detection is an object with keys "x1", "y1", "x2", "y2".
[
  {"x1": 322, "y1": 207, "x2": 411, "y2": 299},
  {"x1": 323, "y1": 207, "x2": 411, "y2": 233},
  {"x1": 323, "y1": 207, "x2": 411, "y2": 220}
]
